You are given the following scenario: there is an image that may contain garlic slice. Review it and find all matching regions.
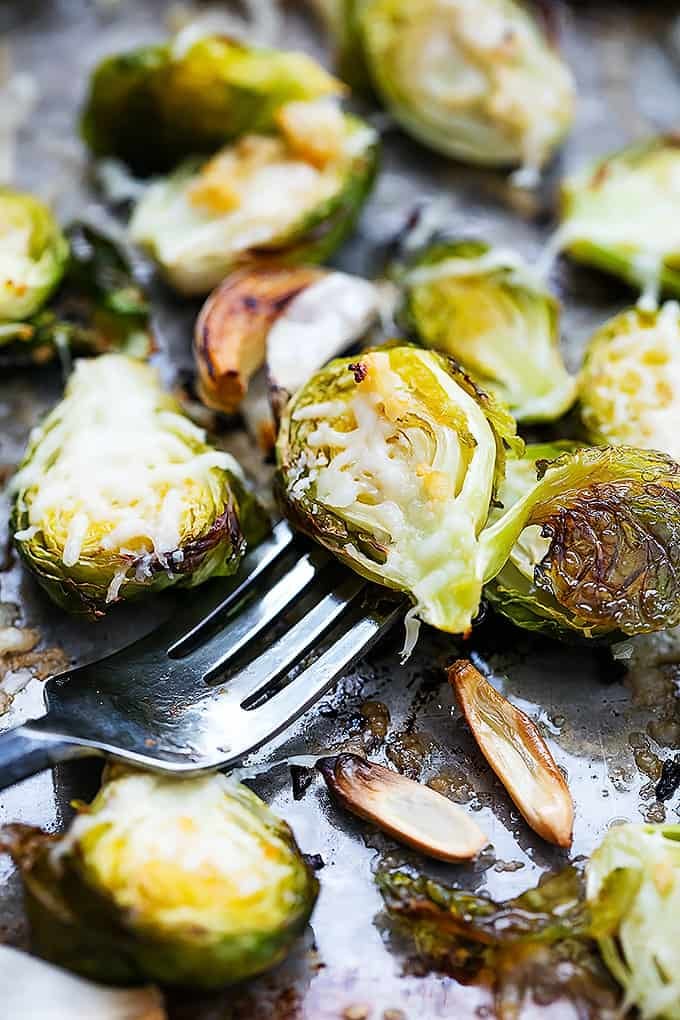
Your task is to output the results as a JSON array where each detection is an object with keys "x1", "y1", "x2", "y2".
[
  {"x1": 448, "y1": 659, "x2": 574, "y2": 848},
  {"x1": 0, "y1": 945, "x2": 165, "y2": 1020},
  {"x1": 318, "y1": 753, "x2": 488, "y2": 861}
]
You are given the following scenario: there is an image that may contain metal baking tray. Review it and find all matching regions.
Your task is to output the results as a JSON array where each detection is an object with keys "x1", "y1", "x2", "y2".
[{"x1": 2, "y1": 2, "x2": 680, "y2": 1017}]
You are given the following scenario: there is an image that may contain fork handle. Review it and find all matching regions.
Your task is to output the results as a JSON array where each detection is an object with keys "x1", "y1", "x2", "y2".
[{"x1": 0, "y1": 725, "x2": 91, "y2": 790}]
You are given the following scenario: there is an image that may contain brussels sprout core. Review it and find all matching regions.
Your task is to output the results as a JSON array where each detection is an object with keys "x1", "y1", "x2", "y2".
[
  {"x1": 579, "y1": 302, "x2": 680, "y2": 461},
  {"x1": 130, "y1": 100, "x2": 378, "y2": 295},
  {"x1": 277, "y1": 345, "x2": 522, "y2": 636},
  {"x1": 401, "y1": 240, "x2": 576, "y2": 423},
  {"x1": 3, "y1": 770, "x2": 318, "y2": 987},
  {"x1": 559, "y1": 138, "x2": 680, "y2": 304},
  {"x1": 0, "y1": 188, "x2": 68, "y2": 322},
  {"x1": 11, "y1": 354, "x2": 256, "y2": 615},
  {"x1": 348, "y1": 0, "x2": 574, "y2": 172}
]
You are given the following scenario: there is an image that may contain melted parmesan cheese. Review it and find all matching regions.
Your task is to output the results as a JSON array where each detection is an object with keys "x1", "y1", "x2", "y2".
[
  {"x1": 292, "y1": 349, "x2": 498, "y2": 634},
  {"x1": 12, "y1": 355, "x2": 234, "y2": 568}
]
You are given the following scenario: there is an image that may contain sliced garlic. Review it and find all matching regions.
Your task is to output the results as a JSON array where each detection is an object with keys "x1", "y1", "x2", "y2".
[
  {"x1": 317, "y1": 753, "x2": 488, "y2": 862},
  {"x1": 448, "y1": 659, "x2": 574, "y2": 848}
]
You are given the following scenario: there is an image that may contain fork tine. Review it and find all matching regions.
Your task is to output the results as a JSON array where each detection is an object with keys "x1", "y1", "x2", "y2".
[
  {"x1": 166, "y1": 520, "x2": 295, "y2": 655},
  {"x1": 217, "y1": 598, "x2": 405, "y2": 765},
  {"x1": 188, "y1": 548, "x2": 330, "y2": 680},
  {"x1": 214, "y1": 571, "x2": 367, "y2": 703}
]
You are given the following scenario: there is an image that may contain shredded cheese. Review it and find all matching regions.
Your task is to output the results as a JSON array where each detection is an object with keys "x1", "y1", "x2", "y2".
[{"x1": 12, "y1": 356, "x2": 234, "y2": 570}]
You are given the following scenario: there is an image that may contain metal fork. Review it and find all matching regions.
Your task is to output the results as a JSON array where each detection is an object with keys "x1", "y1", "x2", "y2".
[{"x1": 0, "y1": 522, "x2": 404, "y2": 790}]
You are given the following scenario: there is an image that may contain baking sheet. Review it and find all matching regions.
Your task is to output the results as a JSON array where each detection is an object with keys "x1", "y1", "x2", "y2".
[{"x1": 2, "y1": 2, "x2": 680, "y2": 1017}]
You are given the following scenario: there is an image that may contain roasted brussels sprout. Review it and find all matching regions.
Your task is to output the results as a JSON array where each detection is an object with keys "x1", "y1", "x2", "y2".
[
  {"x1": 559, "y1": 138, "x2": 680, "y2": 305},
  {"x1": 2, "y1": 768, "x2": 318, "y2": 988},
  {"x1": 399, "y1": 240, "x2": 576, "y2": 422},
  {"x1": 82, "y1": 34, "x2": 344, "y2": 176},
  {"x1": 130, "y1": 100, "x2": 378, "y2": 295},
  {"x1": 1, "y1": 222, "x2": 153, "y2": 368},
  {"x1": 0, "y1": 187, "x2": 68, "y2": 323},
  {"x1": 318, "y1": 0, "x2": 575, "y2": 174},
  {"x1": 587, "y1": 823, "x2": 680, "y2": 1020},
  {"x1": 484, "y1": 443, "x2": 680, "y2": 640},
  {"x1": 10, "y1": 354, "x2": 265, "y2": 616},
  {"x1": 277, "y1": 345, "x2": 523, "y2": 636},
  {"x1": 579, "y1": 302, "x2": 680, "y2": 460}
]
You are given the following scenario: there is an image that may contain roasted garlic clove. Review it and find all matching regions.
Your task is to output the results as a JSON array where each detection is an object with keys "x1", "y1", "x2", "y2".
[
  {"x1": 317, "y1": 753, "x2": 488, "y2": 861},
  {"x1": 194, "y1": 266, "x2": 325, "y2": 415},
  {"x1": 448, "y1": 660, "x2": 574, "y2": 848}
]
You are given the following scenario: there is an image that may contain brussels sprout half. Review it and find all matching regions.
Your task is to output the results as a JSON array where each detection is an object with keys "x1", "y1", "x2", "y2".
[
  {"x1": 559, "y1": 137, "x2": 680, "y2": 304},
  {"x1": 276, "y1": 345, "x2": 523, "y2": 637},
  {"x1": 579, "y1": 302, "x2": 680, "y2": 462},
  {"x1": 483, "y1": 443, "x2": 680, "y2": 640},
  {"x1": 323, "y1": 0, "x2": 574, "y2": 173},
  {"x1": 1, "y1": 222, "x2": 153, "y2": 368},
  {"x1": 399, "y1": 240, "x2": 577, "y2": 423},
  {"x1": 587, "y1": 823, "x2": 680, "y2": 1020},
  {"x1": 2, "y1": 769, "x2": 318, "y2": 988},
  {"x1": 10, "y1": 354, "x2": 266, "y2": 616},
  {"x1": 130, "y1": 101, "x2": 378, "y2": 295},
  {"x1": 0, "y1": 188, "x2": 68, "y2": 324},
  {"x1": 82, "y1": 34, "x2": 344, "y2": 176}
]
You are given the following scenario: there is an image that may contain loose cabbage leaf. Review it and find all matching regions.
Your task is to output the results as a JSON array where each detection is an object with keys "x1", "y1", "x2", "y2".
[{"x1": 378, "y1": 863, "x2": 620, "y2": 1019}]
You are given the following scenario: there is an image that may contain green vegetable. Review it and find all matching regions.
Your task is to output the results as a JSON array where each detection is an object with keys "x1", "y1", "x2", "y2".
[
  {"x1": 399, "y1": 239, "x2": 576, "y2": 422},
  {"x1": 587, "y1": 823, "x2": 680, "y2": 1020},
  {"x1": 0, "y1": 188, "x2": 68, "y2": 324},
  {"x1": 129, "y1": 102, "x2": 378, "y2": 295},
  {"x1": 279, "y1": 360, "x2": 680, "y2": 642},
  {"x1": 378, "y1": 863, "x2": 619, "y2": 1018},
  {"x1": 559, "y1": 137, "x2": 680, "y2": 303},
  {"x1": 318, "y1": 0, "x2": 575, "y2": 172},
  {"x1": 579, "y1": 302, "x2": 680, "y2": 461},
  {"x1": 81, "y1": 34, "x2": 344, "y2": 176},
  {"x1": 10, "y1": 354, "x2": 266, "y2": 616},
  {"x1": 276, "y1": 345, "x2": 523, "y2": 637},
  {"x1": 1, "y1": 222, "x2": 153, "y2": 367},
  {"x1": 484, "y1": 443, "x2": 680, "y2": 640},
  {"x1": 2, "y1": 768, "x2": 318, "y2": 988}
]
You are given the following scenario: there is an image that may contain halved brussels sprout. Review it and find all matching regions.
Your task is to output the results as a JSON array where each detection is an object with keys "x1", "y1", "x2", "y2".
[
  {"x1": 483, "y1": 443, "x2": 680, "y2": 640},
  {"x1": 579, "y1": 302, "x2": 680, "y2": 461},
  {"x1": 1, "y1": 222, "x2": 153, "y2": 368},
  {"x1": 559, "y1": 138, "x2": 680, "y2": 305},
  {"x1": 81, "y1": 34, "x2": 344, "y2": 176},
  {"x1": 10, "y1": 354, "x2": 266, "y2": 616},
  {"x1": 277, "y1": 345, "x2": 523, "y2": 636},
  {"x1": 2, "y1": 768, "x2": 318, "y2": 988},
  {"x1": 587, "y1": 823, "x2": 680, "y2": 1020},
  {"x1": 0, "y1": 187, "x2": 68, "y2": 323},
  {"x1": 399, "y1": 240, "x2": 576, "y2": 422},
  {"x1": 130, "y1": 100, "x2": 378, "y2": 295},
  {"x1": 319, "y1": 0, "x2": 575, "y2": 174}
]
